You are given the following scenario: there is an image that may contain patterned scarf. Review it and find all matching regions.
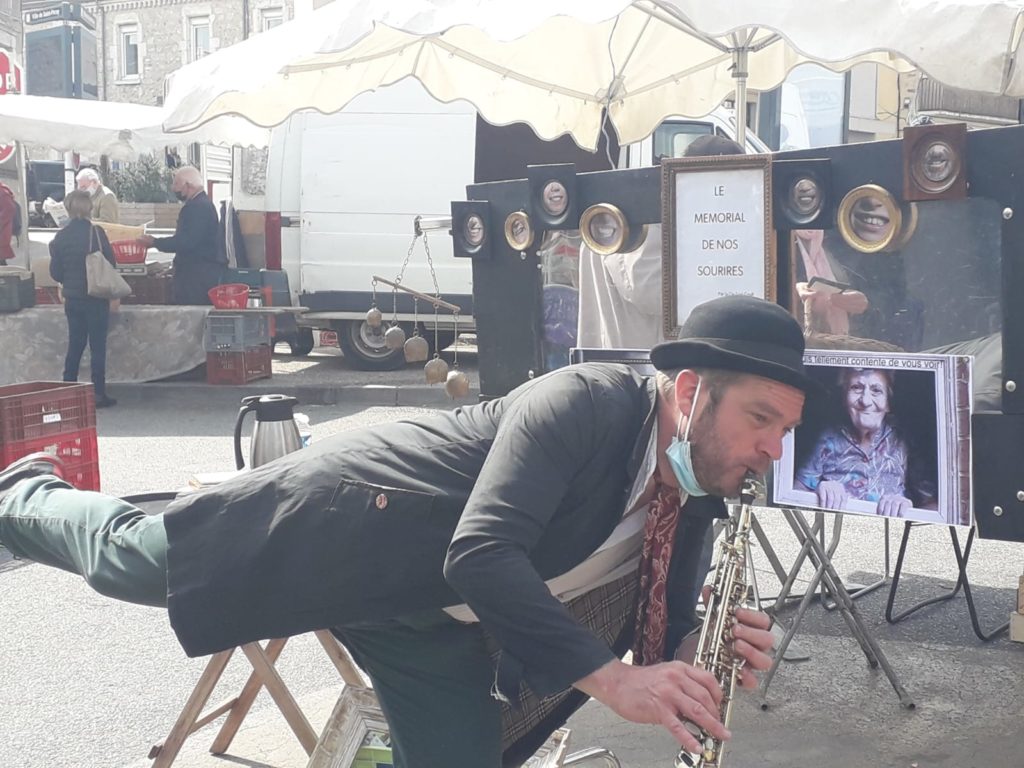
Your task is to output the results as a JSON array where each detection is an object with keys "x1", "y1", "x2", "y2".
[{"x1": 632, "y1": 478, "x2": 682, "y2": 665}]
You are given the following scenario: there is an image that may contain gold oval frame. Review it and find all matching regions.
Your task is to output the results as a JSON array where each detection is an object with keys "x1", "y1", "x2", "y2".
[
  {"x1": 504, "y1": 210, "x2": 535, "y2": 251},
  {"x1": 579, "y1": 203, "x2": 630, "y2": 256},
  {"x1": 837, "y1": 184, "x2": 903, "y2": 254}
]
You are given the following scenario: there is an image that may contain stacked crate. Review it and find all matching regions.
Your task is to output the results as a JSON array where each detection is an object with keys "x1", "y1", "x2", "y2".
[
  {"x1": 0, "y1": 382, "x2": 99, "y2": 490},
  {"x1": 0, "y1": 269, "x2": 36, "y2": 312},
  {"x1": 204, "y1": 313, "x2": 273, "y2": 384}
]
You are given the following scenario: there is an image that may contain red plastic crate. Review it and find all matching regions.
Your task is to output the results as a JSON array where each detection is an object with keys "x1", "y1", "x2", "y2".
[
  {"x1": 35, "y1": 286, "x2": 62, "y2": 305},
  {"x1": 0, "y1": 427, "x2": 100, "y2": 491},
  {"x1": 0, "y1": 382, "x2": 95, "y2": 444},
  {"x1": 206, "y1": 345, "x2": 272, "y2": 385}
]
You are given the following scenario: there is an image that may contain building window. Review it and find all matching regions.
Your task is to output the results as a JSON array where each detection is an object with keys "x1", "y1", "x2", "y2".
[
  {"x1": 189, "y1": 16, "x2": 211, "y2": 62},
  {"x1": 260, "y1": 7, "x2": 284, "y2": 31},
  {"x1": 119, "y1": 25, "x2": 140, "y2": 78}
]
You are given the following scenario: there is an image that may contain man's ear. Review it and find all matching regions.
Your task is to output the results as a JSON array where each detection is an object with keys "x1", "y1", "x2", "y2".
[{"x1": 672, "y1": 369, "x2": 701, "y2": 415}]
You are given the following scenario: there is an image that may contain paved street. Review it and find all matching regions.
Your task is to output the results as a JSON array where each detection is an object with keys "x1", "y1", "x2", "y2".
[{"x1": 2, "y1": 384, "x2": 1023, "y2": 768}]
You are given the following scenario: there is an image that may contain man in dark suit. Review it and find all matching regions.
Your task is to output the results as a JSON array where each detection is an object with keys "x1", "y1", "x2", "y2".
[
  {"x1": 137, "y1": 166, "x2": 225, "y2": 305},
  {"x1": 0, "y1": 295, "x2": 811, "y2": 767}
]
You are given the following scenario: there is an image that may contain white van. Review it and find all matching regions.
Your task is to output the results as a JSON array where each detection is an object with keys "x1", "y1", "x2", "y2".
[{"x1": 232, "y1": 80, "x2": 768, "y2": 370}]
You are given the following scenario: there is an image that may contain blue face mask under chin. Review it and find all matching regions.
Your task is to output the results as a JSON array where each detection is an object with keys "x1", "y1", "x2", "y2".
[{"x1": 665, "y1": 376, "x2": 708, "y2": 497}]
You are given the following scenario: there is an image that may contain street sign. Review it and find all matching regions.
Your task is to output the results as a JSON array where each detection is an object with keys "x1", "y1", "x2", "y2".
[
  {"x1": 0, "y1": 144, "x2": 15, "y2": 165},
  {"x1": 24, "y1": 2, "x2": 96, "y2": 29}
]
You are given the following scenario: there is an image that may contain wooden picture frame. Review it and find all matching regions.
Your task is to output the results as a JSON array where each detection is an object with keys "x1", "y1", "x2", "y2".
[
  {"x1": 307, "y1": 686, "x2": 390, "y2": 768},
  {"x1": 661, "y1": 154, "x2": 775, "y2": 337},
  {"x1": 771, "y1": 351, "x2": 973, "y2": 527}
]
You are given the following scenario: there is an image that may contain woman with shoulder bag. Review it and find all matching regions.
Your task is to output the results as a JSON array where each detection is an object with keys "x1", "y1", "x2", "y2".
[{"x1": 49, "y1": 190, "x2": 118, "y2": 408}]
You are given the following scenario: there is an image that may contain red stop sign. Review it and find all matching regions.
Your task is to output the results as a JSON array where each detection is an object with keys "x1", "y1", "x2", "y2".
[{"x1": 0, "y1": 49, "x2": 23, "y2": 95}]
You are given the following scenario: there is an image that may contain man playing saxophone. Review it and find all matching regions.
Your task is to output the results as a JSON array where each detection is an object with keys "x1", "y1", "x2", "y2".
[{"x1": 1, "y1": 296, "x2": 806, "y2": 766}]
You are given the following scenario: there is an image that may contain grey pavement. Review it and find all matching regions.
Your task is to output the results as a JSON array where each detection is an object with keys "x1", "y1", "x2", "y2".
[{"x1": 2, "y1": 388, "x2": 1024, "y2": 768}]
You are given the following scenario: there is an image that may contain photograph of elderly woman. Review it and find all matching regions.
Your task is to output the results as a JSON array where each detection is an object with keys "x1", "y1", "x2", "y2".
[{"x1": 773, "y1": 354, "x2": 970, "y2": 526}]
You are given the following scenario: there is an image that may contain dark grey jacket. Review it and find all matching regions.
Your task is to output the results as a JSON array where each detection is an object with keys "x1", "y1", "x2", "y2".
[
  {"x1": 163, "y1": 363, "x2": 720, "y2": 695},
  {"x1": 48, "y1": 219, "x2": 115, "y2": 299},
  {"x1": 152, "y1": 191, "x2": 224, "y2": 304}
]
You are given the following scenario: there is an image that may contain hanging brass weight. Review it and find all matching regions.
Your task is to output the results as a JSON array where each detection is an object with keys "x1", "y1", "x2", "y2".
[
  {"x1": 444, "y1": 369, "x2": 471, "y2": 399},
  {"x1": 366, "y1": 306, "x2": 383, "y2": 329},
  {"x1": 384, "y1": 324, "x2": 407, "y2": 350},
  {"x1": 404, "y1": 333, "x2": 429, "y2": 363},
  {"x1": 424, "y1": 355, "x2": 449, "y2": 384}
]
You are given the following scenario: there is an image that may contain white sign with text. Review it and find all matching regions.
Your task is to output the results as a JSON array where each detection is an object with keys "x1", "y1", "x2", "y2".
[{"x1": 674, "y1": 167, "x2": 766, "y2": 326}]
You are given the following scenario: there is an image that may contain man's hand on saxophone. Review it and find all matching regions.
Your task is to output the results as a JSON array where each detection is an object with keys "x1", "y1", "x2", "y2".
[
  {"x1": 574, "y1": 607, "x2": 775, "y2": 753},
  {"x1": 721, "y1": 607, "x2": 775, "y2": 689},
  {"x1": 575, "y1": 657, "x2": 732, "y2": 755},
  {"x1": 675, "y1": 602, "x2": 776, "y2": 690}
]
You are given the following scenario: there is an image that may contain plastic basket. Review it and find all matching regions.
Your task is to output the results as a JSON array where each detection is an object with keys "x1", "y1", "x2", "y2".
[
  {"x1": 204, "y1": 313, "x2": 271, "y2": 351},
  {"x1": 0, "y1": 427, "x2": 100, "y2": 491},
  {"x1": 206, "y1": 345, "x2": 273, "y2": 385},
  {"x1": 111, "y1": 240, "x2": 149, "y2": 264},
  {"x1": 0, "y1": 381, "x2": 95, "y2": 443},
  {"x1": 208, "y1": 283, "x2": 249, "y2": 309}
]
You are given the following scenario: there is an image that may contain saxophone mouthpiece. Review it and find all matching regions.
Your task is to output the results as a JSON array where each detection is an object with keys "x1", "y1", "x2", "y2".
[{"x1": 739, "y1": 473, "x2": 764, "y2": 506}]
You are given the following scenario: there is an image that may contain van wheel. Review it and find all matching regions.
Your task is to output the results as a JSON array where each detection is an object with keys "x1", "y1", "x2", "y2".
[
  {"x1": 287, "y1": 328, "x2": 315, "y2": 357},
  {"x1": 335, "y1": 320, "x2": 407, "y2": 371}
]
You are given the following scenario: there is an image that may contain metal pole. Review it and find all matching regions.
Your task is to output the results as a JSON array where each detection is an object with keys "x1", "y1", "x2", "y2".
[{"x1": 733, "y1": 48, "x2": 749, "y2": 148}]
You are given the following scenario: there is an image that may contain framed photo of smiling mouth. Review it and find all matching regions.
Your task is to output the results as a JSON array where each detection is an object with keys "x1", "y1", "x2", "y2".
[
  {"x1": 661, "y1": 154, "x2": 775, "y2": 338},
  {"x1": 771, "y1": 350, "x2": 972, "y2": 526}
]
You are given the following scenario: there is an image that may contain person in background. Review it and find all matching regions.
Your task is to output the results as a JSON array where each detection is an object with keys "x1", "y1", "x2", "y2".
[
  {"x1": 793, "y1": 229, "x2": 869, "y2": 336},
  {"x1": 136, "y1": 166, "x2": 225, "y2": 305},
  {"x1": 75, "y1": 168, "x2": 120, "y2": 224},
  {"x1": 0, "y1": 180, "x2": 18, "y2": 266},
  {"x1": 48, "y1": 190, "x2": 118, "y2": 409}
]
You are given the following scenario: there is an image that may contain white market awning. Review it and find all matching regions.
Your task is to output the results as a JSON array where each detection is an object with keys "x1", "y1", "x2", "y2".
[{"x1": 0, "y1": 94, "x2": 268, "y2": 159}]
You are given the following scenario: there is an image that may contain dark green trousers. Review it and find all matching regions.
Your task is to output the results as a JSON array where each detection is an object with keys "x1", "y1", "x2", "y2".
[
  {"x1": 337, "y1": 616, "x2": 505, "y2": 768},
  {"x1": 0, "y1": 476, "x2": 168, "y2": 605}
]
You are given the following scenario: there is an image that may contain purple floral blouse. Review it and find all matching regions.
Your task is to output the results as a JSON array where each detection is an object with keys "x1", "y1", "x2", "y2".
[{"x1": 796, "y1": 423, "x2": 908, "y2": 502}]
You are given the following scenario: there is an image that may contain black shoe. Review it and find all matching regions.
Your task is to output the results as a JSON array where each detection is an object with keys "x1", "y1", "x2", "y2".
[
  {"x1": 0, "y1": 452, "x2": 66, "y2": 504},
  {"x1": 95, "y1": 397, "x2": 117, "y2": 409}
]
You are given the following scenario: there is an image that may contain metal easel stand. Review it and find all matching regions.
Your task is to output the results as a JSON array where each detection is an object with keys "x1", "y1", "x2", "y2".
[
  {"x1": 757, "y1": 508, "x2": 915, "y2": 710},
  {"x1": 748, "y1": 511, "x2": 891, "y2": 611},
  {"x1": 885, "y1": 522, "x2": 1009, "y2": 641}
]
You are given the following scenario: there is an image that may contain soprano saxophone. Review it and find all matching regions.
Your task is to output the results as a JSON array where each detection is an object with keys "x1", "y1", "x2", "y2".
[{"x1": 674, "y1": 474, "x2": 762, "y2": 768}]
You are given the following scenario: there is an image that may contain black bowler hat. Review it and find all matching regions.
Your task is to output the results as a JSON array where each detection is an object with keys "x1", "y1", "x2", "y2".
[{"x1": 651, "y1": 295, "x2": 817, "y2": 395}]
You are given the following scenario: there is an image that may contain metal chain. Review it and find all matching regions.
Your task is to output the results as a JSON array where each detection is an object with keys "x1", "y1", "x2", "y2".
[
  {"x1": 422, "y1": 232, "x2": 442, "y2": 301},
  {"x1": 393, "y1": 232, "x2": 419, "y2": 287}
]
